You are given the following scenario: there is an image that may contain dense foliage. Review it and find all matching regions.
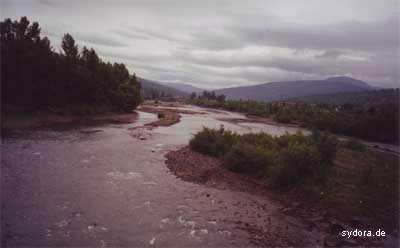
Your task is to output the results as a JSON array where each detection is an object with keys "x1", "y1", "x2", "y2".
[
  {"x1": 289, "y1": 88, "x2": 399, "y2": 105},
  {"x1": 190, "y1": 127, "x2": 338, "y2": 187},
  {"x1": 188, "y1": 91, "x2": 399, "y2": 143},
  {"x1": 1, "y1": 17, "x2": 142, "y2": 113}
]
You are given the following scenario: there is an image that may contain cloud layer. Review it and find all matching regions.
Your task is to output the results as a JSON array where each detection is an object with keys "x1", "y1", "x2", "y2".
[{"x1": 2, "y1": 0, "x2": 399, "y2": 88}]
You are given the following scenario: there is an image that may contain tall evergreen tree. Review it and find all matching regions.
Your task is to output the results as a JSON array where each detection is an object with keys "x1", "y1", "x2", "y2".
[{"x1": 61, "y1": 33, "x2": 79, "y2": 59}]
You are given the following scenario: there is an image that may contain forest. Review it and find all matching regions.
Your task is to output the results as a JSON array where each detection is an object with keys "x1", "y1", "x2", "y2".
[
  {"x1": 1, "y1": 17, "x2": 142, "y2": 113},
  {"x1": 187, "y1": 90, "x2": 399, "y2": 143}
]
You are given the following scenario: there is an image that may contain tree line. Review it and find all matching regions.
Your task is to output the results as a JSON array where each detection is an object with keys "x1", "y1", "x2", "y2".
[
  {"x1": 1, "y1": 17, "x2": 142, "y2": 113},
  {"x1": 187, "y1": 91, "x2": 399, "y2": 143}
]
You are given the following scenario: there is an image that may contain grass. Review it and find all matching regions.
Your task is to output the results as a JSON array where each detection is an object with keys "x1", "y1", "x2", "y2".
[{"x1": 323, "y1": 144, "x2": 398, "y2": 231}]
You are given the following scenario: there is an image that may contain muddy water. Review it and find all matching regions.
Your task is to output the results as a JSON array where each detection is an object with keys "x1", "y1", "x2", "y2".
[{"x1": 2, "y1": 105, "x2": 322, "y2": 247}]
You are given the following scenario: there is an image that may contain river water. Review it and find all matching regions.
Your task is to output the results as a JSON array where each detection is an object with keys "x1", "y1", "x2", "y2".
[{"x1": 1, "y1": 105, "x2": 327, "y2": 247}]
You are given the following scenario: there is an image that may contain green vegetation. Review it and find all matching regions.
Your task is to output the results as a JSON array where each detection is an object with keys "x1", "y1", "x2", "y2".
[
  {"x1": 189, "y1": 127, "x2": 398, "y2": 229},
  {"x1": 189, "y1": 127, "x2": 239, "y2": 157},
  {"x1": 189, "y1": 127, "x2": 337, "y2": 187},
  {"x1": 1, "y1": 17, "x2": 142, "y2": 113},
  {"x1": 187, "y1": 91, "x2": 399, "y2": 143},
  {"x1": 328, "y1": 144, "x2": 398, "y2": 231},
  {"x1": 289, "y1": 88, "x2": 399, "y2": 105}
]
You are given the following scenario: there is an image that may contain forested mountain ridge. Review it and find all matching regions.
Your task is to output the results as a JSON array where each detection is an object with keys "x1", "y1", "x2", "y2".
[
  {"x1": 1, "y1": 17, "x2": 142, "y2": 113},
  {"x1": 215, "y1": 76, "x2": 373, "y2": 102}
]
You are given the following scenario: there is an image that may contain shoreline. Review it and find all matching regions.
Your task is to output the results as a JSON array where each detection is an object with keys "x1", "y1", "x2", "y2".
[{"x1": 2, "y1": 111, "x2": 139, "y2": 132}]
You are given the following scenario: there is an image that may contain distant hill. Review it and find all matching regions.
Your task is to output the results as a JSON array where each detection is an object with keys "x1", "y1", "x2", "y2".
[
  {"x1": 214, "y1": 76, "x2": 374, "y2": 102},
  {"x1": 289, "y1": 88, "x2": 399, "y2": 106},
  {"x1": 137, "y1": 77, "x2": 187, "y2": 98},
  {"x1": 161, "y1": 82, "x2": 204, "y2": 94}
]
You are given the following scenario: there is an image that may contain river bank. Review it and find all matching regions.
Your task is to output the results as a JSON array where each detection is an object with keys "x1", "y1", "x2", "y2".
[
  {"x1": 2, "y1": 112, "x2": 139, "y2": 133},
  {"x1": 165, "y1": 145, "x2": 399, "y2": 247}
]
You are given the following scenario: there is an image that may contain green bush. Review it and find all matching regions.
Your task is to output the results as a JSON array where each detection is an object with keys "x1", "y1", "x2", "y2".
[
  {"x1": 189, "y1": 128, "x2": 338, "y2": 188},
  {"x1": 224, "y1": 143, "x2": 276, "y2": 174},
  {"x1": 275, "y1": 109, "x2": 293, "y2": 123},
  {"x1": 240, "y1": 132, "x2": 276, "y2": 149},
  {"x1": 269, "y1": 141, "x2": 322, "y2": 186},
  {"x1": 311, "y1": 130, "x2": 338, "y2": 164},
  {"x1": 189, "y1": 127, "x2": 238, "y2": 157}
]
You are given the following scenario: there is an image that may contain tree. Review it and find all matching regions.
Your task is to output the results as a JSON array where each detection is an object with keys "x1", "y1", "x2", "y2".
[
  {"x1": 62, "y1": 33, "x2": 78, "y2": 59},
  {"x1": 2, "y1": 17, "x2": 142, "y2": 113},
  {"x1": 217, "y1": 94, "x2": 226, "y2": 103},
  {"x1": 14, "y1": 16, "x2": 30, "y2": 40},
  {"x1": 27, "y1": 21, "x2": 40, "y2": 42}
]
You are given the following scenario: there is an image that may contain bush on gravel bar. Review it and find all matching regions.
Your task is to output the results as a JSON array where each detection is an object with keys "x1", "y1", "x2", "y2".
[
  {"x1": 189, "y1": 126, "x2": 239, "y2": 157},
  {"x1": 189, "y1": 127, "x2": 337, "y2": 187}
]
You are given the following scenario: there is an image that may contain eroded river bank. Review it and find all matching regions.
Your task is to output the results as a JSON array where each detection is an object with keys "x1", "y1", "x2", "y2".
[{"x1": 1, "y1": 104, "x2": 398, "y2": 247}]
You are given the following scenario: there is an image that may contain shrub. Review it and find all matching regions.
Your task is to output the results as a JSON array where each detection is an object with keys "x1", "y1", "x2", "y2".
[
  {"x1": 224, "y1": 143, "x2": 276, "y2": 174},
  {"x1": 189, "y1": 128, "x2": 338, "y2": 188},
  {"x1": 189, "y1": 127, "x2": 238, "y2": 157},
  {"x1": 311, "y1": 130, "x2": 338, "y2": 164},
  {"x1": 240, "y1": 132, "x2": 276, "y2": 149},
  {"x1": 275, "y1": 109, "x2": 293, "y2": 123},
  {"x1": 270, "y1": 131, "x2": 336, "y2": 186},
  {"x1": 269, "y1": 141, "x2": 322, "y2": 186},
  {"x1": 157, "y1": 112, "x2": 165, "y2": 119}
]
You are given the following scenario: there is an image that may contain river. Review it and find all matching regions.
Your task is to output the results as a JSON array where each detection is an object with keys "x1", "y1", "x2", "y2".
[{"x1": 0, "y1": 105, "x2": 348, "y2": 247}]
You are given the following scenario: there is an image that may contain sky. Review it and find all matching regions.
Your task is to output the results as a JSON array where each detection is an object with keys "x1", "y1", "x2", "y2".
[{"x1": 1, "y1": 0, "x2": 399, "y2": 89}]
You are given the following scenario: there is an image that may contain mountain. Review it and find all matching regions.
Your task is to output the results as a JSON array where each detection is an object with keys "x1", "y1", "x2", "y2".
[
  {"x1": 324, "y1": 76, "x2": 372, "y2": 88},
  {"x1": 214, "y1": 76, "x2": 374, "y2": 102},
  {"x1": 161, "y1": 82, "x2": 204, "y2": 94},
  {"x1": 137, "y1": 77, "x2": 187, "y2": 98}
]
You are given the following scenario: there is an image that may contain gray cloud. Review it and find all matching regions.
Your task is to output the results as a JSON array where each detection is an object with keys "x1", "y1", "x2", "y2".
[
  {"x1": 116, "y1": 26, "x2": 183, "y2": 43},
  {"x1": 316, "y1": 50, "x2": 342, "y2": 59},
  {"x1": 230, "y1": 17, "x2": 399, "y2": 52},
  {"x1": 2, "y1": 0, "x2": 399, "y2": 88},
  {"x1": 73, "y1": 32, "x2": 129, "y2": 47}
]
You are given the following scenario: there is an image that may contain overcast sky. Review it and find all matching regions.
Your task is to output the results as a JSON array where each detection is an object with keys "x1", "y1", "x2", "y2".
[{"x1": 1, "y1": 0, "x2": 399, "y2": 88}]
